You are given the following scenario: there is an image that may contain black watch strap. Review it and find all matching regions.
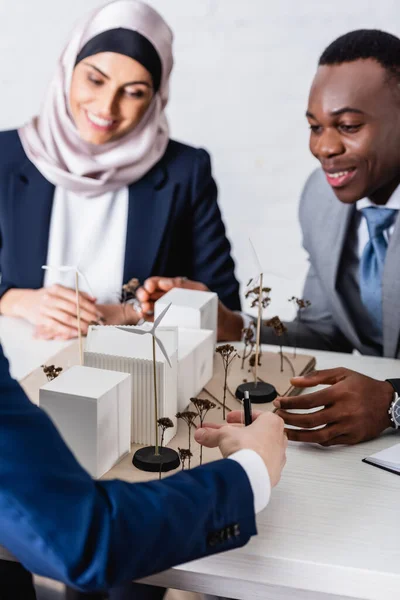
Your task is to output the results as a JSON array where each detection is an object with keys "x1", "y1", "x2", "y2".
[{"x1": 386, "y1": 379, "x2": 400, "y2": 394}]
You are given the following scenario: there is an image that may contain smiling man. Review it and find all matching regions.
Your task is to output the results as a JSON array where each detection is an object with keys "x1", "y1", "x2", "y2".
[{"x1": 139, "y1": 30, "x2": 400, "y2": 447}]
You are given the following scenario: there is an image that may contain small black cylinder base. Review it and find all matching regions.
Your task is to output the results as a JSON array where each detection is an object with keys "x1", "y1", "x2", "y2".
[
  {"x1": 235, "y1": 381, "x2": 277, "y2": 404},
  {"x1": 132, "y1": 446, "x2": 180, "y2": 472}
]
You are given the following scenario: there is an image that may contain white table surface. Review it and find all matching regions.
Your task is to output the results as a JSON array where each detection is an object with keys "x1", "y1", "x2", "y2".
[
  {"x1": 0, "y1": 316, "x2": 72, "y2": 380},
  {"x1": 1, "y1": 316, "x2": 400, "y2": 600}
]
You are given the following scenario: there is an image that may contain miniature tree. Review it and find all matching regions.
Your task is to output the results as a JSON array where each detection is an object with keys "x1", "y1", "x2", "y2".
[
  {"x1": 157, "y1": 417, "x2": 174, "y2": 449},
  {"x1": 288, "y1": 297, "x2": 312, "y2": 358},
  {"x1": 245, "y1": 282, "x2": 271, "y2": 377},
  {"x1": 241, "y1": 327, "x2": 255, "y2": 369},
  {"x1": 235, "y1": 242, "x2": 277, "y2": 404},
  {"x1": 120, "y1": 277, "x2": 141, "y2": 322},
  {"x1": 191, "y1": 398, "x2": 216, "y2": 465},
  {"x1": 248, "y1": 352, "x2": 261, "y2": 372},
  {"x1": 176, "y1": 411, "x2": 198, "y2": 468},
  {"x1": 155, "y1": 417, "x2": 174, "y2": 479},
  {"x1": 265, "y1": 316, "x2": 288, "y2": 372},
  {"x1": 178, "y1": 448, "x2": 192, "y2": 471},
  {"x1": 41, "y1": 365, "x2": 63, "y2": 381},
  {"x1": 216, "y1": 344, "x2": 237, "y2": 419},
  {"x1": 245, "y1": 284, "x2": 272, "y2": 310}
]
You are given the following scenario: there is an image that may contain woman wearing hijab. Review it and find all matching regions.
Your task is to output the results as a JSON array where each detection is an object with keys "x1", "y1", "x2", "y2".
[
  {"x1": 0, "y1": 1, "x2": 240, "y2": 599},
  {"x1": 0, "y1": 0, "x2": 240, "y2": 343}
]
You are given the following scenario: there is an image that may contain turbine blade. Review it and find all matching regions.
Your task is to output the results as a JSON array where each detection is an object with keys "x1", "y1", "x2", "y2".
[
  {"x1": 115, "y1": 326, "x2": 148, "y2": 336},
  {"x1": 248, "y1": 238, "x2": 263, "y2": 276},
  {"x1": 77, "y1": 269, "x2": 95, "y2": 298},
  {"x1": 152, "y1": 302, "x2": 172, "y2": 331},
  {"x1": 155, "y1": 335, "x2": 172, "y2": 368}
]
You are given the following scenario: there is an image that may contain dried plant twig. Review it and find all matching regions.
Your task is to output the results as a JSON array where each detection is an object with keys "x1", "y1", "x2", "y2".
[
  {"x1": 265, "y1": 316, "x2": 288, "y2": 372},
  {"x1": 120, "y1": 278, "x2": 141, "y2": 322},
  {"x1": 245, "y1": 280, "x2": 271, "y2": 382},
  {"x1": 157, "y1": 417, "x2": 174, "y2": 449},
  {"x1": 241, "y1": 327, "x2": 255, "y2": 369},
  {"x1": 191, "y1": 398, "x2": 216, "y2": 465},
  {"x1": 288, "y1": 297, "x2": 311, "y2": 358},
  {"x1": 41, "y1": 365, "x2": 63, "y2": 381},
  {"x1": 176, "y1": 411, "x2": 198, "y2": 468},
  {"x1": 178, "y1": 448, "x2": 192, "y2": 470},
  {"x1": 216, "y1": 345, "x2": 237, "y2": 419}
]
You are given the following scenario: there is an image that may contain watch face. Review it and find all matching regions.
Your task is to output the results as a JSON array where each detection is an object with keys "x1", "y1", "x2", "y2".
[{"x1": 394, "y1": 403, "x2": 400, "y2": 424}]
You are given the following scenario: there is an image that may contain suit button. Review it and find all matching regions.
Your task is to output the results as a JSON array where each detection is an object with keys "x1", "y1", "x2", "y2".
[{"x1": 207, "y1": 533, "x2": 218, "y2": 547}]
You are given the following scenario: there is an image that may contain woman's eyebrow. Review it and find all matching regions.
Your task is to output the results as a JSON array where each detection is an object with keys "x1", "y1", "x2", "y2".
[
  {"x1": 123, "y1": 80, "x2": 152, "y2": 88},
  {"x1": 83, "y1": 62, "x2": 109, "y2": 79},
  {"x1": 83, "y1": 62, "x2": 152, "y2": 88}
]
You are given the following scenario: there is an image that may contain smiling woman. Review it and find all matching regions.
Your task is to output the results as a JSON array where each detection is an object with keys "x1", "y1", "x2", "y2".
[
  {"x1": 70, "y1": 52, "x2": 155, "y2": 145},
  {"x1": 0, "y1": 0, "x2": 240, "y2": 345},
  {"x1": 0, "y1": 3, "x2": 240, "y2": 597}
]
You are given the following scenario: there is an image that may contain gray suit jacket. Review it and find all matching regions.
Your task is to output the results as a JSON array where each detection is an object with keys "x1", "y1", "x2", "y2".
[{"x1": 260, "y1": 168, "x2": 400, "y2": 358}]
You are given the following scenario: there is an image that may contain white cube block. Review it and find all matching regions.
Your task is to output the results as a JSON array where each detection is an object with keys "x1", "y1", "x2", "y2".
[
  {"x1": 39, "y1": 366, "x2": 131, "y2": 478},
  {"x1": 176, "y1": 328, "x2": 214, "y2": 411},
  {"x1": 84, "y1": 325, "x2": 178, "y2": 446},
  {"x1": 155, "y1": 288, "x2": 218, "y2": 344}
]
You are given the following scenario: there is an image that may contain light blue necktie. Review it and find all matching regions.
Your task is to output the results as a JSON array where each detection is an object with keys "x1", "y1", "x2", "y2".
[{"x1": 359, "y1": 207, "x2": 397, "y2": 336}]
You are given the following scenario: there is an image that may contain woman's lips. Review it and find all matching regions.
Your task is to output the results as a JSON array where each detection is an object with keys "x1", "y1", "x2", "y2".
[
  {"x1": 324, "y1": 168, "x2": 357, "y2": 188},
  {"x1": 85, "y1": 110, "x2": 118, "y2": 132}
]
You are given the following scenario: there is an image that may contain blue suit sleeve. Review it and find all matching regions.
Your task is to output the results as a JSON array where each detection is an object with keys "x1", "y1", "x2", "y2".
[
  {"x1": 0, "y1": 347, "x2": 256, "y2": 592},
  {"x1": 189, "y1": 149, "x2": 241, "y2": 311},
  {"x1": 0, "y1": 220, "x2": 12, "y2": 299}
]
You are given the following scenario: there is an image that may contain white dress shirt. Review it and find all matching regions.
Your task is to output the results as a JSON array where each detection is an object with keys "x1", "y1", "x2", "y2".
[
  {"x1": 44, "y1": 186, "x2": 129, "y2": 304},
  {"x1": 229, "y1": 449, "x2": 271, "y2": 513},
  {"x1": 356, "y1": 185, "x2": 400, "y2": 257}
]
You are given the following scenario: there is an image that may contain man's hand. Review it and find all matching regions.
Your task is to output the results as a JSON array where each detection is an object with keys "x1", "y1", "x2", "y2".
[
  {"x1": 273, "y1": 368, "x2": 394, "y2": 446},
  {"x1": 194, "y1": 410, "x2": 287, "y2": 487},
  {"x1": 136, "y1": 276, "x2": 243, "y2": 341}
]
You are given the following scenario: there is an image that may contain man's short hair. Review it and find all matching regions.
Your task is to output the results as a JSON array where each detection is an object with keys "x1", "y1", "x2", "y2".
[{"x1": 319, "y1": 29, "x2": 400, "y2": 85}]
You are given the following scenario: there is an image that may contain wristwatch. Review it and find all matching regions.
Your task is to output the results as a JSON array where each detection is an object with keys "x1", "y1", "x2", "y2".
[{"x1": 385, "y1": 379, "x2": 400, "y2": 429}]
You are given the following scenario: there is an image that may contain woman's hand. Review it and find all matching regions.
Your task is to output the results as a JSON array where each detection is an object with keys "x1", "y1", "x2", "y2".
[{"x1": 0, "y1": 285, "x2": 101, "y2": 340}]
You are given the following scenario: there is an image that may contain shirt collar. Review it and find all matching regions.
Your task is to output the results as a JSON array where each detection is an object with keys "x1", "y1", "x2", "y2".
[{"x1": 356, "y1": 184, "x2": 400, "y2": 212}]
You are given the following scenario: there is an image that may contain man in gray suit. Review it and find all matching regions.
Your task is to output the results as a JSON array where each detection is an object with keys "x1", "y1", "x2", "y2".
[{"x1": 138, "y1": 29, "x2": 400, "y2": 447}]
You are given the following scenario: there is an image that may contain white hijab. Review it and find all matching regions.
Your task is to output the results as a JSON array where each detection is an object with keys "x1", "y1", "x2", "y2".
[{"x1": 18, "y1": 0, "x2": 173, "y2": 198}]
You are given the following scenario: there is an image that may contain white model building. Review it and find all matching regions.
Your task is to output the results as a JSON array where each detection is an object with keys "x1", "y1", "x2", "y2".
[
  {"x1": 176, "y1": 328, "x2": 214, "y2": 411},
  {"x1": 84, "y1": 325, "x2": 178, "y2": 446},
  {"x1": 39, "y1": 365, "x2": 131, "y2": 478},
  {"x1": 154, "y1": 288, "x2": 218, "y2": 345}
]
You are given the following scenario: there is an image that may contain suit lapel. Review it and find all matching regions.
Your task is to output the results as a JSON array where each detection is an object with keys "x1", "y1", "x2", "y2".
[
  {"x1": 123, "y1": 162, "x2": 175, "y2": 284},
  {"x1": 322, "y1": 198, "x2": 361, "y2": 348},
  {"x1": 382, "y1": 214, "x2": 400, "y2": 357},
  {"x1": 10, "y1": 160, "x2": 54, "y2": 288}
]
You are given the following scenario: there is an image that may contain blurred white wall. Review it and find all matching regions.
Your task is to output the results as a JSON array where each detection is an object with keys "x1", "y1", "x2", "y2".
[{"x1": 2, "y1": 0, "x2": 399, "y2": 318}]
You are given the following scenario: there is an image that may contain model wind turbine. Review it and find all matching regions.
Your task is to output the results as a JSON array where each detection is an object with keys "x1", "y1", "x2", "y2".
[
  {"x1": 235, "y1": 240, "x2": 277, "y2": 404},
  {"x1": 117, "y1": 303, "x2": 180, "y2": 472},
  {"x1": 42, "y1": 265, "x2": 94, "y2": 365}
]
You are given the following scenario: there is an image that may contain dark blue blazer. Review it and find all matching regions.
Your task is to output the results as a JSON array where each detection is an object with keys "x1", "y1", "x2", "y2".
[
  {"x1": 0, "y1": 344, "x2": 256, "y2": 591},
  {"x1": 0, "y1": 130, "x2": 240, "y2": 310}
]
